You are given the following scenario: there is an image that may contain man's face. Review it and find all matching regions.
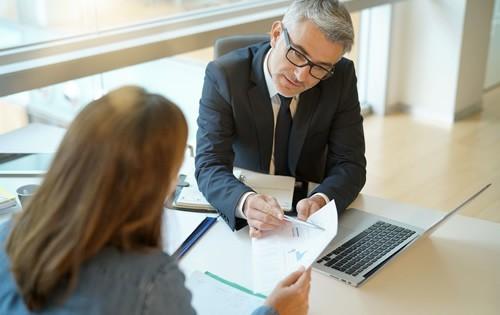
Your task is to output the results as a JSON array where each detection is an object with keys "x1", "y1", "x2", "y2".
[{"x1": 268, "y1": 19, "x2": 344, "y2": 97}]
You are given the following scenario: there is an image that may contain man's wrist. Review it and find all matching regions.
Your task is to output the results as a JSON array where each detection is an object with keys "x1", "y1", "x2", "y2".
[{"x1": 236, "y1": 191, "x2": 256, "y2": 219}]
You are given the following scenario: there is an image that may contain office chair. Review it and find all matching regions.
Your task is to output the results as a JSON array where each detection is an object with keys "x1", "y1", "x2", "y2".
[{"x1": 213, "y1": 34, "x2": 269, "y2": 59}]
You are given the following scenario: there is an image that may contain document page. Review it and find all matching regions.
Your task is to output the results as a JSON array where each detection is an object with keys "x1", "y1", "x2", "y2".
[
  {"x1": 186, "y1": 271, "x2": 264, "y2": 315},
  {"x1": 251, "y1": 201, "x2": 338, "y2": 294}
]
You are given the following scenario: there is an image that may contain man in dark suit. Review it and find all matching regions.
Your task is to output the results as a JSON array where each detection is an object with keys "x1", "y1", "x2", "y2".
[{"x1": 195, "y1": 0, "x2": 366, "y2": 237}]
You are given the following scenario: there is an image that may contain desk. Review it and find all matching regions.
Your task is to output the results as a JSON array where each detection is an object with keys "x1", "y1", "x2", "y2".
[
  {"x1": 1, "y1": 188, "x2": 498, "y2": 313},
  {"x1": 1, "y1": 124, "x2": 498, "y2": 314},
  {"x1": 2, "y1": 189, "x2": 498, "y2": 314},
  {"x1": 0, "y1": 123, "x2": 65, "y2": 153},
  {"x1": 0, "y1": 123, "x2": 64, "y2": 223},
  {"x1": 173, "y1": 194, "x2": 500, "y2": 315}
]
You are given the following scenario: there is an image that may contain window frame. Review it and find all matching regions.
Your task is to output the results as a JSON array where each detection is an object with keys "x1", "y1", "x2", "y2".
[{"x1": 0, "y1": 0, "x2": 405, "y2": 97}]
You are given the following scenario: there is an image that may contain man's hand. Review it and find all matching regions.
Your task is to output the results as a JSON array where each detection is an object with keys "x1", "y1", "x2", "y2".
[
  {"x1": 244, "y1": 194, "x2": 285, "y2": 238},
  {"x1": 296, "y1": 195, "x2": 327, "y2": 220}
]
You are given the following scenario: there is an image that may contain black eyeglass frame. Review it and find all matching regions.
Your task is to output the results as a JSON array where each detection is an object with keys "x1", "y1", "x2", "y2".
[{"x1": 282, "y1": 26, "x2": 335, "y2": 80}]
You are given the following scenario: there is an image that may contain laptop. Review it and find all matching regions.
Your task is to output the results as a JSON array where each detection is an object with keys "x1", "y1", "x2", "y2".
[{"x1": 313, "y1": 184, "x2": 490, "y2": 287}]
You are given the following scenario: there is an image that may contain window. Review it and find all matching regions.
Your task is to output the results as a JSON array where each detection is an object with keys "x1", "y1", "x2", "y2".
[
  {"x1": 0, "y1": 48, "x2": 211, "y2": 143},
  {"x1": 0, "y1": 0, "x2": 252, "y2": 49},
  {"x1": 0, "y1": 0, "x2": 399, "y2": 136}
]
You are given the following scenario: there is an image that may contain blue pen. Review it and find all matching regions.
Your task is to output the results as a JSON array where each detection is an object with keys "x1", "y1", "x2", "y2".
[{"x1": 173, "y1": 216, "x2": 217, "y2": 260}]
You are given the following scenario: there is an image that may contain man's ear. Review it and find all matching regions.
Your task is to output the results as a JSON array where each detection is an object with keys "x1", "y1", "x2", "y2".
[{"x1": 269, "y1": 21, "x2": 283, "y2": 48}]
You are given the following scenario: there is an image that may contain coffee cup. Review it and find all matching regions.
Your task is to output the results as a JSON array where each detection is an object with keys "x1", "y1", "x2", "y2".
[{"x1": 16, "y1": 184, "x2": 40, "y2": 208}]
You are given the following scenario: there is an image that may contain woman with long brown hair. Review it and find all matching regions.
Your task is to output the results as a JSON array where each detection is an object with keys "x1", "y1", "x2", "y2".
[{"x1": 0, "y1": 86, "x2": 310, "y2": 315}]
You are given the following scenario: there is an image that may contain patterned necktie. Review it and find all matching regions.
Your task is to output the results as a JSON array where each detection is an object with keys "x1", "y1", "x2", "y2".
[{"x1": 274, "y1": 94, "x2": 293, "y2": 176}]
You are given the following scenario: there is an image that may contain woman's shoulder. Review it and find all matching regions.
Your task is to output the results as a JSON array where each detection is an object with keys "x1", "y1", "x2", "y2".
[
  {"x1": 0, "y1": 220, "x2": 13, "y2": 266},
  {"x1": 0, "y1": 220, "x2": 12, "y2": 240}
]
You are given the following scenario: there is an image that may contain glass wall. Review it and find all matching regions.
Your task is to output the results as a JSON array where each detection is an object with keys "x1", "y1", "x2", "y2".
[
  {"x1": 0, "y1": 0, "x2": 251, "y2": 49},
  {"x1": 0, "y1": 3, "x2": 366, "y2": 138},
  {"x1": 0, "y1": 48, "x2": 211, "y2": 142}
]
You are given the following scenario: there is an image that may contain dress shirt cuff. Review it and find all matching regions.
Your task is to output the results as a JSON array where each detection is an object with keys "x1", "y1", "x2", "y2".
[
  {"x1": 312, "y1": 192, "x2": 330, "y2": 205},
  {"x1": 235, "y1": 191, "x2": 256, "y2": 219}
]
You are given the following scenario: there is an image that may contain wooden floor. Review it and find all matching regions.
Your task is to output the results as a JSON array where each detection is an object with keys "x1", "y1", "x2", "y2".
[{"x1": 362, "y1": 86, "x2": 500, "y2": 223}]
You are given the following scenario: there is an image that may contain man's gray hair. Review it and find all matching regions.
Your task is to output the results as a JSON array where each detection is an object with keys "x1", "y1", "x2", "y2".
[{"x1": 282, "y1": 0, "x2": 354, "y2": 53}]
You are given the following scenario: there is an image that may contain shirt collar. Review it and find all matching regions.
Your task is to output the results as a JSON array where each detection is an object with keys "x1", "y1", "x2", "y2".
[{"x1": 263, "y1": 48, "x2": 278, "y2": 99}]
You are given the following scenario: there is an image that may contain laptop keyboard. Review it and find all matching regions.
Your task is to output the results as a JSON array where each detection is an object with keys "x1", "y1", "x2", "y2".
[{"x1": 316, "y1": 221, "x2": 416, "y2": 277}]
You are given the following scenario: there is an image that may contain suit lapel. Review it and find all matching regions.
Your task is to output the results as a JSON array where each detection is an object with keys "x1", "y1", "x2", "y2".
[
  {"x1": 248, "y1": 44, "x2": 274, "y2": 172},
  {"x1": 288, "y1": 86, "x2": 320, "y2": 176}
]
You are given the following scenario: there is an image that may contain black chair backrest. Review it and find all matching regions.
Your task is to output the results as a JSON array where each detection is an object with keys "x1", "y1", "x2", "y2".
[{"x1": 213, "y1": 34, "x2": 269, "y2": 59}]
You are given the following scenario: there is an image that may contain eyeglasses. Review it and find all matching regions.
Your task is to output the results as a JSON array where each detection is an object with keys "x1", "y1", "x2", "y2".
[{"x1": 282, "y1": 26, "x2": 335, "y2": 80}]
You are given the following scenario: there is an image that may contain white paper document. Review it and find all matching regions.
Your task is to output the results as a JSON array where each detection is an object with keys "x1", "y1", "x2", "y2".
[
  {"x1": 251, "y1": 201, "x2": 338, "y2": 294},
  {"x1": 0, "y1": 186, "x2": 17, "y2": 211},
  {"x1": 186, "y1": 271, "x2": 264, "y2": 315}
]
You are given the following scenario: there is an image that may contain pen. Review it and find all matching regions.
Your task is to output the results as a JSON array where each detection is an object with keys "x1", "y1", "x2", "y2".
[
  {"x1": 172, "y1": 216, "x2": 217, "y2": 260},
  {"x1": 283, "y1": 215, "x2": 325, "y2": 231}
]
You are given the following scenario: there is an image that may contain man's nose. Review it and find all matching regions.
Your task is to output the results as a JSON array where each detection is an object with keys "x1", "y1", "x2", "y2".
[{"x1": 294, "y1": 66, "x2": 310, "y2": 82}]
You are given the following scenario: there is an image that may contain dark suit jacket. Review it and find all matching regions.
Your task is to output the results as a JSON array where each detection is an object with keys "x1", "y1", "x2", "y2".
[{"x1": 195, "y1": 42, "x2": 366, "y2": 230}]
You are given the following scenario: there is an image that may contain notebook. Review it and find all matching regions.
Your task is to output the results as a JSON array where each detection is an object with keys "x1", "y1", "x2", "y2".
[
  {"x1": 0, "y1": 186, "x2": 17, "y2": 214},
  {"x1": 172, "y1": 173, "x2": 216, "y2": 212}
]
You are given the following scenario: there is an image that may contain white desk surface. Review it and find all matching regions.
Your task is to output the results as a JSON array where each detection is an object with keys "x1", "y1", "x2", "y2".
[
  {"x1": 1, "y1": 191, "x2": 498, "y2": 314},
  {"x1": 0, "y1": 123, "x2": 66, "y2": 153},
  {"x1": 1, "y1": 124, "x2": 498, "y2": 314},
  {"x1": 0, "y1": 123, "x2": 64, "y2": 221},
  {"x1": 173, "y1": 194, "x2": 500, "y2": 315},
  {"x1": 0, "y1": 188, "x2": 500, "y2": 314}
]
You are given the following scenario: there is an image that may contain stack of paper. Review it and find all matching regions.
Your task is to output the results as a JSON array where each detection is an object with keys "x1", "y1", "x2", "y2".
[
  {"x1": 173, "y1": 173, "x2": 216, "y2": 212},
  {"x1": 172, "y1": 157, "x2": 215, "y2": 212},
  {"x1": 0, "y1": 186, "x2": 17, "y2": 215}
]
